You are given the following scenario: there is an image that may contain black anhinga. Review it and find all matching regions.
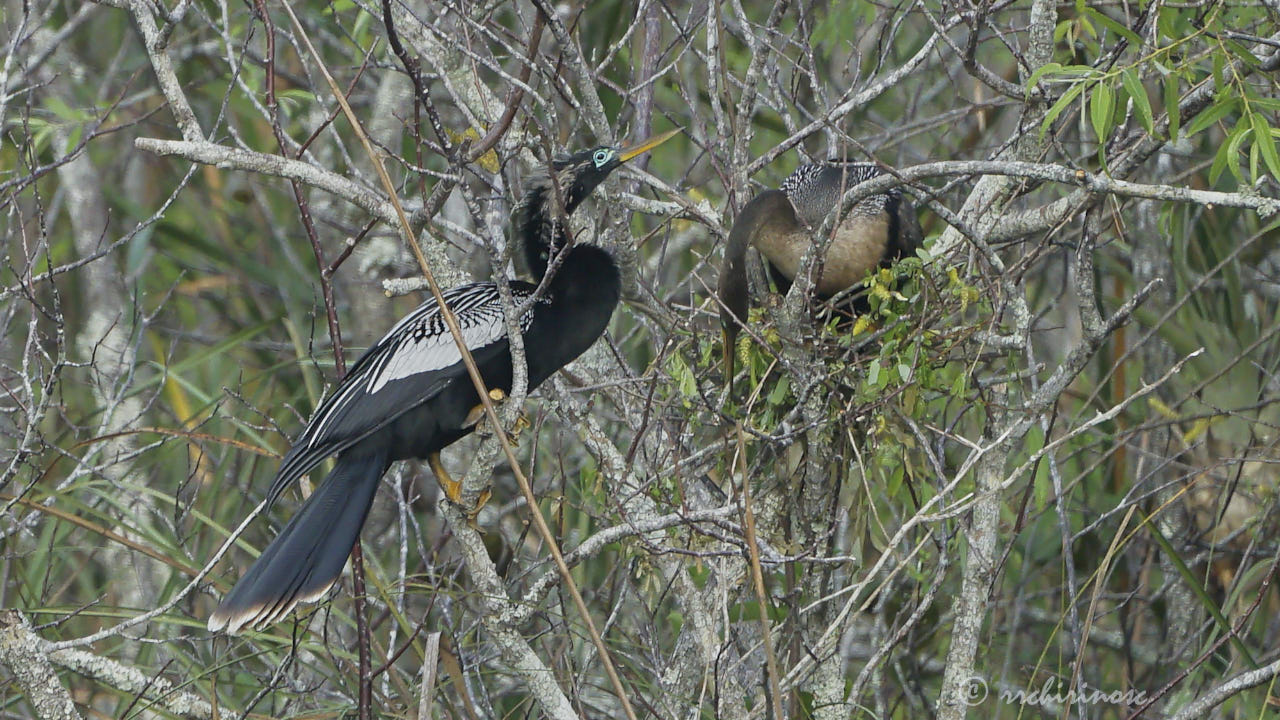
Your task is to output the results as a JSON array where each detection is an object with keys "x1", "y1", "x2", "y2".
[
  {"x1": 207, "y1": 128, "x2": 680, "y2": 634},
  {"x1": 716, "y1": 161, "x2": 923, "y2": 385}
]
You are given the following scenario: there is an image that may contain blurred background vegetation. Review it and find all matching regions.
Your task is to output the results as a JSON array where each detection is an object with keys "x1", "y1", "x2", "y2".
[{"x1": 3, "y1": 0, "x2": 1280, "y2": 718}]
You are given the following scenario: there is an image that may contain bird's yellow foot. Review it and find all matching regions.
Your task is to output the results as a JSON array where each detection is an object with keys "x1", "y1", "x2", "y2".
[
  {"x1": 429, "y1": 452, "x2": 464, "y2": 505},
  {"x1": 429, "y1": 453, "x2": 492, "y2": 526},
  {"x1": 508, "y1": 412, "x2": 530, "y2": 442},
  {"x1": 464, "y1": 388, "x2": 509, "y2": 428},
  {"x1": 496, "y1": 389, "x2": 529, "y2": 441},
  {"x1": 468, "y1": 489, "x2": 492, "y2": 524},
  {"x1": 475, "y1": 414, "x2": 528, "y2": 445},
  {"x1": 466, "y1": 388, "x2": 527, "y2": 445}
]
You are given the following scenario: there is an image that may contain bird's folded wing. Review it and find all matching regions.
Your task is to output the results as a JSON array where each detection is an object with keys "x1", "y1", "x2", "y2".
[{"x1": 267, "y1": 281, "x2": 538, "y2": 505}]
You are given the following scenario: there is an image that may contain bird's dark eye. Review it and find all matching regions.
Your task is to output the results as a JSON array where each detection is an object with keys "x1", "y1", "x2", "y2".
[{"x1": 592, "y1": 149, "x2": 612, "y2": 167}]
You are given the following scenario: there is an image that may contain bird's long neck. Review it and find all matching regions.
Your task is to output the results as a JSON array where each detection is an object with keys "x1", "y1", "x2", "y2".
[
  {"x1": 726, "y1": 189, "x2": 800, "y2": 271},
  {"x1": 718, "y1": 190, "x2": 796, "y2": 331},
  {"x1": 725, "y1": 189, "x2": 795, "y2": 253},
  {"x1": 518, "y1": 170, "x2": 587, "y2": 281},
  {"x1": 523, "y1": 242, "x2": 621, "y2": 388},
  {"x1": 514, "y1": 169, "x2": 622, "y2": 386}
]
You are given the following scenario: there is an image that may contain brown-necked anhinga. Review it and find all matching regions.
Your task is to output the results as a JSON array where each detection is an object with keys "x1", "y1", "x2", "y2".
[
  {"x1": 208, "y1": 128, "x2": 680, "y2": 634},
  {"x1": 717, "y1": 161, "x2": 923, "y2": 387}
]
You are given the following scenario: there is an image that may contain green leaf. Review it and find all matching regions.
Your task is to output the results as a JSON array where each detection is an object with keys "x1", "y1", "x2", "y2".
[
  {"x1": 811, "y1": 3, "x2": 856, "y2": 47},
  {"x1": 1209, "y1": 134, "x2": 1232, "y2": 186},
  {"x1": 1090, "y1": 82, "x2": 1114, "y2": 143},
  {"x1": 1226, "y1": 122, "x2": 1250, "y2": 182},
  {"x1": 688, "y1": 563, "x2": 709, "y2": 589},
  {"x1": 885, "y1": 462, "x2": 904, "y2": 497},
  {"x1": 1144, "y1": 522, "x2": 1259, "y2": 669},
  {"x1": 1185, "y1": 95, "x2": 1236, "y2": 137},
  {"x1": 44, "y1": 96, "x2": 77, "y2": 121},
  {"x1": 124, "y1": 224, "x2": 154, "y2": 278},
  {"x1": 279, "y1": 89, "x2": 313, "y2": 101},
  {"x1": 63, "y1": 123, "x2": 83, "y2": 154},
  {"x1": 1156, "y1": 5, "x2": 1187, "y2": 41},
  {"x1": 1054, "y1": 19, "x2": 1073, "y2": 43},
  {"x1": 666, "y1": 353, "x2": 697, "y2": 400},
  {"x1": 1077, "y1": 13, "x2": 1097, "y2": 39},
  {"x1": 766, "y1": 376, "x2": 790, "y2": 405},
  {"x1": 1024, "y1": 62, "x2": 1063, "y2": 96},
  {"x1": 1210, "y1": 122, "x2": 1248, "y2": 185},
  {"x1": 352, "y1": 6, "x2": 372, "y2": 38},
  {"x1": 323, "y1": 0, "x2": 356, "y2": 13},
  {"x1": 1121, "y1": 68, "x2": 1155, "y2": 135},
  {"x1": 1248, "y1": 97, "x2": 1280, "y2": 113},
  {"x1": 1040, "y1": 82, "x2": 1086, "y2": 138},
  {"x1": 1025, "y1": 428, "x2": 1050, "y2": 511},
  {"x1": 29, "y1": 118, "x2": 56, "y2": 155},
  {"x1": 726, "y1": 601, "x2": 789, "y2": 623},
  {"x1": 1250, "y1": 113, "x2": 1280, "y2": 183},
  {"x1": 1083, "y1": 7, "x2": 1143, "y2": 45},
  {"x1": 1223, "y1": 38, "x2": 1262, "y2": 68}
]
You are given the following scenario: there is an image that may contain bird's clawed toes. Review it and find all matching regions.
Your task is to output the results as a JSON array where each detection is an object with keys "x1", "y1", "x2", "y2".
[
  {"x1": 467, "y1": 489, "x2": 492, "y2": 526},
  {"x1": 429, "y1": 452, "x2": 492, "y2": 524},
  {"x1": 507, "y1": 413, "x2": 531, "y2": 444},
  {"x1": 466, "y1": 388, "x2": 528, "y2": 446},
  {"x1": 429, "y1": 452, "x2": 465, "y2": 505}
]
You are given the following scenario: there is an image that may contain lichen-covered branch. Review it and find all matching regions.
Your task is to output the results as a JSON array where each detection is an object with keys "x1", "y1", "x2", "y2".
[{"x1": 0, "y1": 612, "x2": 81, "y2": 720}]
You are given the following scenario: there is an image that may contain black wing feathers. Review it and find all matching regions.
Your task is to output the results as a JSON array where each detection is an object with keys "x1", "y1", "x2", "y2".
[{"x1": 268, "y1": 282, "x2": 538, "y2": 506}]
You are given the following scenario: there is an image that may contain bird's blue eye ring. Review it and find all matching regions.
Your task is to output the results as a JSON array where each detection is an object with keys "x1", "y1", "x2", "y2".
[{"x1": 593, "y1": 149, "x2": 612, "y2": 167}]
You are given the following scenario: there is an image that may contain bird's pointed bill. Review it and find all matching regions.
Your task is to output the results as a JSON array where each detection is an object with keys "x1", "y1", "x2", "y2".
[{"x1": 618, "y1": 127, "x2": 682, "y2": 163}]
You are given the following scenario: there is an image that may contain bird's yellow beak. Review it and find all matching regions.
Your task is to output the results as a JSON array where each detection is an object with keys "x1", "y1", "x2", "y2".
[{"x1": 618, "y1": 127, "x2": 682, "y2": 163}]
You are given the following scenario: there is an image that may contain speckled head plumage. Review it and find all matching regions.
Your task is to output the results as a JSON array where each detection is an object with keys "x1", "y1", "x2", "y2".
[{"x1": 779, "y1": 162, "x2": 898, "y2": 229}]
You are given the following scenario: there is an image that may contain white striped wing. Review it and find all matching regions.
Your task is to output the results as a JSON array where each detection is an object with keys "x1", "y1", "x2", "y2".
[
  {"x1": 293, "y1": 281, "x2": 538, "y2": 457},
  {"x1": 366, "y1": 302, "x2": 511, "y2": 393}
]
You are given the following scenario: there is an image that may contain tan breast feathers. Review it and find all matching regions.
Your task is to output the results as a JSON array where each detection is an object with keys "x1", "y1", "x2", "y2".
[{"x1": 754, "y1": 211, "x2": 890, "y2": 296}]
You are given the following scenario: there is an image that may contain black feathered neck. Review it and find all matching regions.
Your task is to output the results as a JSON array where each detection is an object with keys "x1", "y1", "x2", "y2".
[
  {"x1": 513, "y1": 150, "x2": 625, "y2": 384},
  {"x1": 515, "y1": 148, "x2": 622, "y2": 280}
]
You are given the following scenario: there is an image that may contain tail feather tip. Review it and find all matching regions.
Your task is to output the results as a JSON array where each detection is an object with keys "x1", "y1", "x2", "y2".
[{"x1": 207, "y1": 603, "x2": 259, "y2": 636}]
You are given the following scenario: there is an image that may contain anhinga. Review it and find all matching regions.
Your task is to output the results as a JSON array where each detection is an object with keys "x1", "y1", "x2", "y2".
[
  {"x1": 716, "y1": 161, "x2": 923, "y2": 385},
  {"x1": 207, "y1": 128, "x2": 680, "y2": 635}
]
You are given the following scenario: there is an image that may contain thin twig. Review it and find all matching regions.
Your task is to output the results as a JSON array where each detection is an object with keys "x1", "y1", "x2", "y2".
[{"x1": 734, "y1": 424, "x2": 785, "y2": 720}]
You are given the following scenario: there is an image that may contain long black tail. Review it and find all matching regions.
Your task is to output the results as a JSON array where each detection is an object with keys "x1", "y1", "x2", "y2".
[{"x1": 208, "y1": 450, "x2": 389, "y2": 634}]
